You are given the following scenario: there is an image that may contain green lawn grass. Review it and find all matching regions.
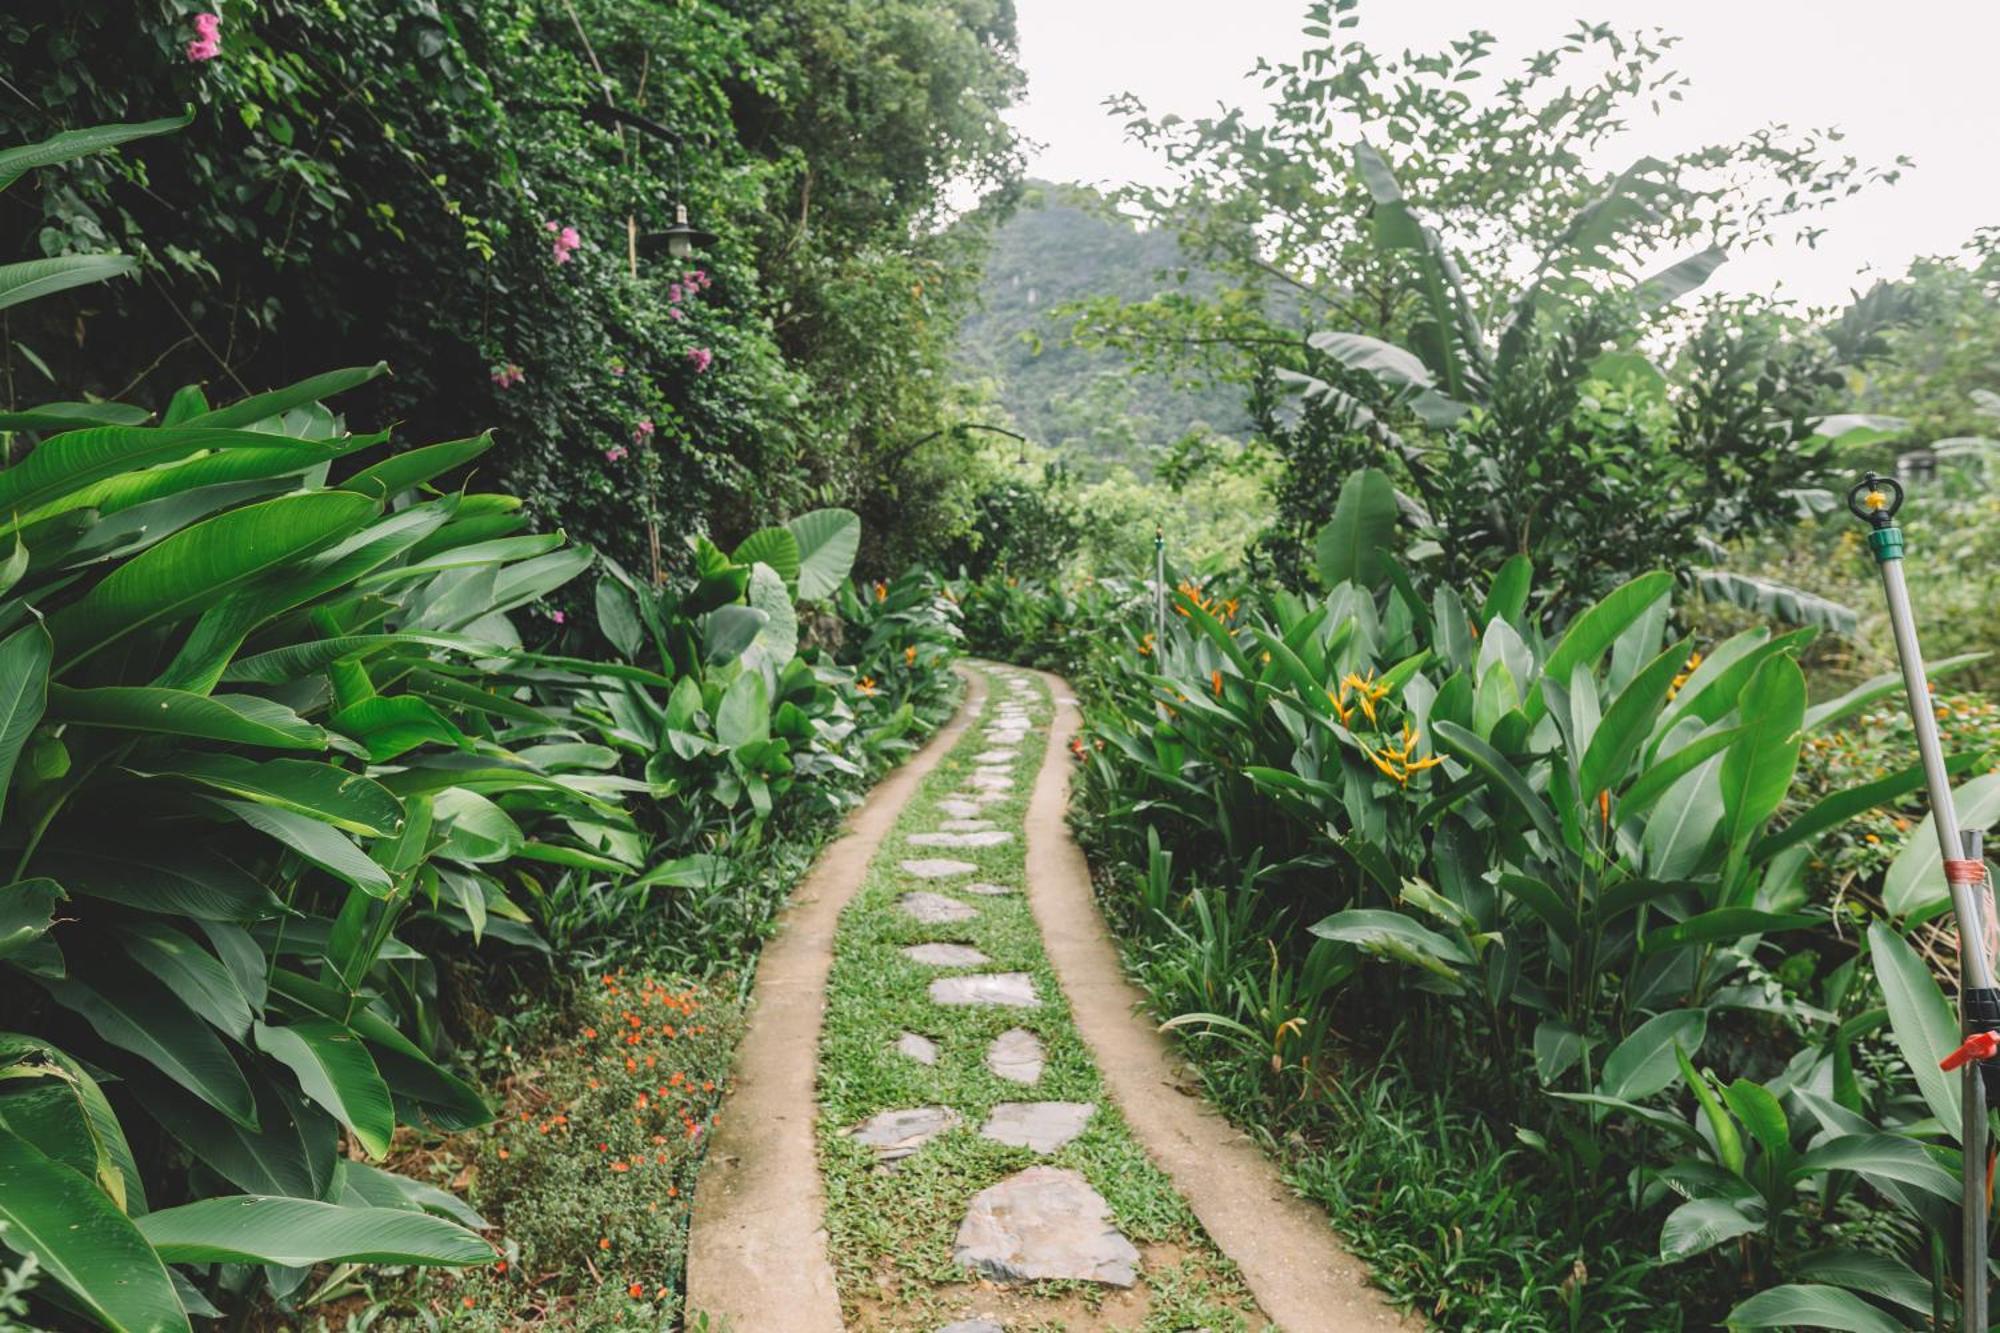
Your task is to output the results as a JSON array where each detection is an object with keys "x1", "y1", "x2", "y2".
[{"x1": 817, "y1": 664, "x2": 1262, "y2": 1331}]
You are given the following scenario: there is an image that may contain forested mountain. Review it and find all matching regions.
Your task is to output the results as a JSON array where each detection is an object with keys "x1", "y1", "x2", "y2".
[{"x1": 956, "y1": 182, "x2": 1251, "y2": 478}]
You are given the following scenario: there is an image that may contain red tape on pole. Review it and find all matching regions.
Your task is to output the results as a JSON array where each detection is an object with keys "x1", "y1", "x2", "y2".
[{"x1": 1946, "y1": 858, "x2": 1988, "y2": 886}]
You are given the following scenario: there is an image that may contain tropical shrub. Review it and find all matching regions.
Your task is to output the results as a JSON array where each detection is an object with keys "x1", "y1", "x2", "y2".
[
  {"x1": 0, "y1": 117, "x2": 963, "y2": 1330},
  {"x1": 980, "y1": 468, "x2": 1986, "y2": 1325}
]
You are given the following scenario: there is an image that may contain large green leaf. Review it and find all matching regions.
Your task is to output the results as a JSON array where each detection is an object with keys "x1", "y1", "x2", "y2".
[
  {"x1": 117, "y1": 923, "x2": 254, "y2": 1040},
  {"x1": 219, "y1": 801, "x2": 393, "y2": 895},
  {"x1": 742, "y1": 562, "x2": 799, "y2": 673},
  {"x1": 337, "y1": 435, "x2": 493, "y2": 501},
  {"x1": 49, "y1": 491, "x2": 377, "y2": 665},
  {"x1": 786, "y1": 508, "x2": 861, "y2": 601},
  {"x1": 1754, "y1": 752, "x2": 1980, "y2": 866},
  {"x1": 1599, "y1": 1008, "x2": 1706, "y2": 1101},
  {"x1": 33, "y1": 846, "x2": 281, "y2": 922},
  {"x1": 1867, "y1": 921, "x2": 1962, "y2": 1136},
  {"x1": 1308, "y1": 909, "x2": 1470, "y2": 982},
  {"x1": 1790, "y1": 1133, "x2": 1957, "y2": 1200},
  {"x1": 182, "y1": 364, "x2": 388, "y2": 431},
  {"x1": 137, "y1": 1071, "x2": 336, "y2": 1202},
  {"x1": 137, "y1": 1195, "x2": 490, "y2": 1267},
  {"x1": 254, "y1": 1022, "x2": 394, "y2": 1161},
  {"x1": 1692, "y1": 568, "x2": 1857, "y2": 635},
  {"x1": 0, "y1": 878, "x2": 61, "y2": 961},
  {"x1": 1724, "y1": 1284, "x2": 1908, "y2": 1333},
  {"x1": 716, "y1": 670, "x2": 770, "y2": 748},
  {"x1": 0, "y1": 1128, "x2": 188, "y2": 1333},
  {"x1": 1433, "y1": 720, "x2": 1563, "y2": 850},
  {"x1": 137, "y1": 756, "x2": 402, "y2": 838},
  {"x1": 0, "y1": 1033, "x2": 143, "y2": 1213},
  {"x1": 44, "y1": 970, "x2": 256, "y2": 1127},
  {"x1": 1659, "y1": 1197, "x2": 1762, "y2": 1262},
  {"x1": 1314, "y1": 468, "x2": 1399, "y2": 589},
  {"x1": 0, "y1": 425, "x2": 317, "y2": 522},
  {"x1": 0, "y1": 113, "x2": 192, "y2": 192},
  {"x1": 732, "y1": 526, "x2": 801, "y2": 585},
  {"x1": 327, "y1": 695, "x2": 468, "y2": 762},
  {"x1": 1577, "y1": 636, "x2": 1688, "y2": 801},
  {"x1": 1884, "y1": 771, "x2": 2000, "y2": 918},
  {"x1": 0, "y1": 622, "x2": 49, "y2": 826},
  {"x1": 1717, "y1": 655, "x2": 1805, "y2": 857},
  {"x1": 49, "y1": 686, "x2": 324, "y2": 750},
  {"x1": 1531, "y1": 573, "x2": 1675, "y2": 721},
  {"x1": 0, "y1": 254, "x2": 137, "y2": 312}
]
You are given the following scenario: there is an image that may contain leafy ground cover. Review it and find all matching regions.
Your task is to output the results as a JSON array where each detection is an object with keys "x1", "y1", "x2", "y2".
[{"x1": 818, "y1": 667, "x2": 1263, "y2": 1331}]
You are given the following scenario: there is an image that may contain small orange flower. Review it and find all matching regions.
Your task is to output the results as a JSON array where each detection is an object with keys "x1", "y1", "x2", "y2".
[
  {"x1": 873, "y1": 581, "x2": 887, "y2": 602},
  {"x1": 905, "y1": 645, "x2": 917, "y2": 666},
  {"x1": 611, "y1": 1161, "x2": 631, "y2": 1172},
  {"x1": 463, "y1": 1296, "x2": 476, "y2": 1309},
  {"x1": 494, "y1": 1260, "x2": 508, "y2": 1273},
  {"x1": 599, "y1": 1238, "x2": 611, "y2": 1251},
  {"x1": 628, "y1": 1283, "x2": 645, "y2": 1298},
  {"x1": 1210, "y1": 669, "x2": 1224, "y2": 698},
  {"x1": 857, "y1": 676, "x2": 878, "y2": 696},
  {"x1": 497, "y1": 1147, "x2": 510, "y2": 1160},
  {"x1": 703, "y1": 1080, "x2": 715, "y2": 1092}
]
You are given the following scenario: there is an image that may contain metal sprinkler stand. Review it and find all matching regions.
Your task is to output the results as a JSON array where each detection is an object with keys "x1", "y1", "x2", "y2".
[{"x1": 1851, "y1": 471, "x2": 1999, "y2": 1327}]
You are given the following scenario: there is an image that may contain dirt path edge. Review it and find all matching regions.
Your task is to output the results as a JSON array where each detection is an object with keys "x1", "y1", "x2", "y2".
[
  {"x1": 686, "y1": 669, "x2": 987, "y2": 1332},
  {"x1": 1024, "y1": 669, "x2": 1416, "y2": 1333}
]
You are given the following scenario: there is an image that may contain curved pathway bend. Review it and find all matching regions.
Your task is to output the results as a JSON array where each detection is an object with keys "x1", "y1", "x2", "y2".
[
  {"x1": 686, "y1": 669, "x2": 987, "y2": 1333},
  {"x1": 1025, "y1": 667, "x2": 1412, "y2": 1333}
]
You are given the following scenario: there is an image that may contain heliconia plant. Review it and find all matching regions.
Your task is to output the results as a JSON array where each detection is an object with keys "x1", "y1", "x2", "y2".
[{"x1": 1039, "y1": 465, "x2": 1988, "y2": 1328}]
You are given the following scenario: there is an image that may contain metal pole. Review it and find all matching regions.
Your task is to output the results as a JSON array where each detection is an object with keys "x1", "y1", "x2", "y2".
[
  {"x1": 1851, "y1": 472, "x2": 1994, "y2": 1328},
  {"x1": 1154, "y1": 527, "x2": 1166, "y2": 650}
]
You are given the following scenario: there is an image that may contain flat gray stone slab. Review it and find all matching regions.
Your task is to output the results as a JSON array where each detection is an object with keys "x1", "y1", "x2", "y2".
[
  {"x1": 966, "y1": 772, "x2": 1013, "y2": 791},
  {"x1": 937, "y1": 799, "x2": 983, "y2": 819},
  {"x1": 897, "y1": 1032, "x2": 938, "y2": 1065},
  {"x1": 904, "y1": 942, "x2": 990, "y2": 967},
  {"x1": 940, "y1": 819, "x2": 996, "y2": 832},
  {"x1": 901, "y1": 858, "x2": 978, "y2": 880},
  {"x1": 981, "y1": 1102, "x2": 1094, "y2": 1153},
  {"x1": 910, "y1": 829, "x2": 1014, "y2": 848},
  {"x1": 953, "y1": 1166, "x2": 1138, "y2": 1287},
  {"x1": 936, "y1": 1321, "x2": 1004, "y2": 1333},
  {"x1": 985, "y1": 1028, "x2": 1044, "y2": 1084},
  {"x1": 974, "y1": 750, "x2": 1019, "y2": 764},
  {"x1": 930, "y1": 972, "x2": 1039, "y2": 1008},
  {"x1": 898, "y1": 891, "x2": 979, "y2": 924},
  {"x1": 962, "y1": 881, "x2": 1017, "y2": 896},
  {"x1": 848, "y1": 1105, "x2": 961, "y2": 1162}
]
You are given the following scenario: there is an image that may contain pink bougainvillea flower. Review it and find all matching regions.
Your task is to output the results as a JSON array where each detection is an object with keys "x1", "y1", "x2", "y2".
[
  {"x1": 550, "y1": 610, "x2": 566, "y2": 625},
  {"x1": 490, "y1": 363, "x2": 524, "y2": 390},
  {"x1": 186, "y1": 12, "x2": 221, "y2": 60},
  {"x1": 686, "y1": 347, "x2": 713, "y2": 373},
  {"x1": 546, "y1": 221, "x2": 581, "y2": 265},
  {"x1": 605, "y1": 445, "x2": 629, "y2": 462},
  {"x1": 666, "y1": 284, "x2": 683, "y2": 303},
  {"x1": 633, "y1": 419, "x2": 655, "y2": 443},
  {"x1": 667, "y1": 307, "x2": 685, "y2": 322},
  {"x1": 609, "y1": 360, "x2": 626, "y2": 377}
]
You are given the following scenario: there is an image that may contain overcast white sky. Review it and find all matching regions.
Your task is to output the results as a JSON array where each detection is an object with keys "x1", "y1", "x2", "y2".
[{"x1": 1007, "y1": 0, "x2": 2000, "y2": 309}]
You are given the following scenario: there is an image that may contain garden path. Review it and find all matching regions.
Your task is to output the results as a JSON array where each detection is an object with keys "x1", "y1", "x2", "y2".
[{"x1": 688, "y1": 665, "x2": 1407, "y2": 1331}]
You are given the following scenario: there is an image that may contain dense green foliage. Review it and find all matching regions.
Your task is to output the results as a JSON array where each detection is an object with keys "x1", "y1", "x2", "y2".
[
  {"x1": 0, "y1": 0, "x2": 1023, "y2": 577},
  {"x1": 965, "y1": 521, "x2": 1990, "y2": 1326},
  {"x1": 0, "y1": 113, "x2": 965, "y2": 1329}
]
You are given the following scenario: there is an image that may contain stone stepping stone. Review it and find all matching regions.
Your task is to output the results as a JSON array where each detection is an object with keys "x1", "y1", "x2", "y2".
[
  {"x1": 930, "y1": 972, "x2": 1039, "y2": 1008},
  {"x1": 937, "y1": 798, "x2": 983, "y2": 819},
  {"x1": 966, "y1": 772, "x2": 1013, "y2": 791},
  {"x1": 940, "y1": 819, "x2": 996, "y2": 832},
  {"x1": 974, "y1": 749, "x2": 1018, "y2": 764},
  {"x1": 981, "y1": 1101, "x2": 1094, "y2": 1153},
  {"x1": 897, "y1": 1032, "x2": 938, "y2": 1065},
  {"x1": 903, "y1": 942, "x2": 990, "y2": 967},
  {"x1": 985, "y1": 1028, "x2": 1044, "y2": 1083},
  {"x1": 901, "y1": 858, "x2": 978, "y2": 880},
  {"x1": 847, "y1": 1105, "x2": 961, "y2": 1163},
  {"x1": 898, "y1": 891, "x2": 979, "y2": 924},
  {"x1": 962, "y1": 881, "x2": 1017, "y2": 896},
  {"x1": 953, "y1": 1166, "x2": 1138, "y2": 1287},
  {"x1": 936, "y1": 1322, "x2": 1003, "y2": 1333},
  {"x1": 910, "y1": 829, "x2": 1013, "y2": 849}
]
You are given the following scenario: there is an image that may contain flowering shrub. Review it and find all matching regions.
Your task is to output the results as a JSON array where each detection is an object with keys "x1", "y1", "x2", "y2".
[{"x1": 384, "y1": 973, "x2": 743, "y2": 1328}]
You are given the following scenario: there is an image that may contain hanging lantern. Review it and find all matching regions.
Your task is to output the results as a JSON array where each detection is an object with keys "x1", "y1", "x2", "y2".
[{"x1": 648, "y1": 202, "x2": 716, "y2": 261}]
